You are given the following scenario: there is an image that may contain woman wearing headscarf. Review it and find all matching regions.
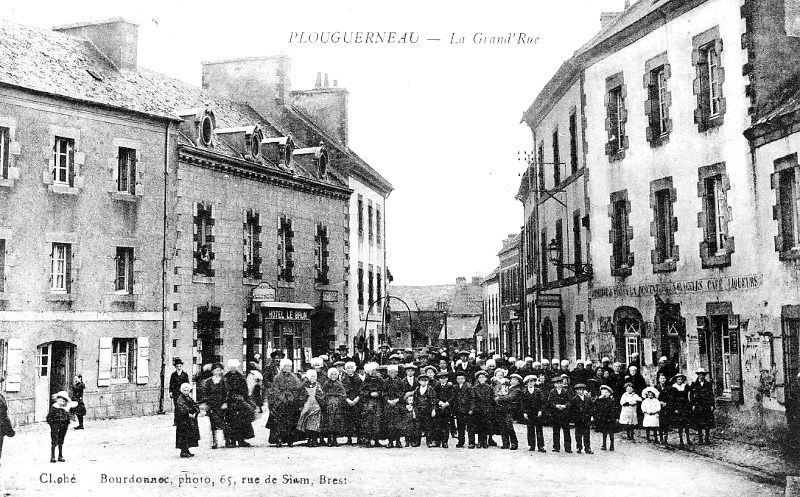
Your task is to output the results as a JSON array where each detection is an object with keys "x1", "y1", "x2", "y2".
[
  {"x1": 340, "y1": 361, "x2": 363, "y2": 445},
  {"x1": 175, "y1": 383, "x2": 200, "y2": 458},
  {"x1": 359, "y1": 362, "x2": 385, "y2": 447},
  {"x1": 199, "y1": 362, "x2": 227, "y2": 449},
  {"x1": 322, "y1": 367, "x2": 347, "y2": 446},
  {"x1": 266, "y1": 358, "x2": 305, "y2": 447},
  {"x1": 223, "y1": 359, "x2": 256, "y2": 448},
  {"x1": 383, "y1": 364, "x2": 405, "y2": 448},
  {"x1": 297, "y1": 369, "x2": 325, "y2": 447}
]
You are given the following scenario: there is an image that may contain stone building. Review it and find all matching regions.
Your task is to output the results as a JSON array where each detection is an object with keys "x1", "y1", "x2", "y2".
[
  {"x1": 481, "y1": 268, "x2": 500, "y2": 353},
  {"x1": 522, "y1": 0, "x2": 800, "y2": 431},
  {"x1": 498, "y1": 234, "x2": 523, "y2": 357}
]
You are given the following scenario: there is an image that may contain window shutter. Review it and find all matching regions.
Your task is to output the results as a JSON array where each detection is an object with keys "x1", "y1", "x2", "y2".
[
  {"x1": 68, "y1": 141, "x2": 75, "y2": 187},
  {"x1": 65, "y1": 244, "x2": 73, "y2": 293},
  {"x1": 5, "y1": 338, "x2": 22, "y2": 392},
  {"x1": 136, "y1": 337, "x2": 149, "y2": 385},
  {"x1": 131, "y1": 151, "x2": 138, "y2": 195},
  {"x1": 1, "y1": 129, "x2": 8, "y2": 179},
  {"x1": 98, "y1": 337, "x2": 112, "y2": 387},
  {"x1": 773, "y1": 334, "x2": 785, "y2": 404}
]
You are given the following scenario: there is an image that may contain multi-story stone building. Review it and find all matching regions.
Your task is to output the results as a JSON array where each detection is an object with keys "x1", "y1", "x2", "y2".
[
  {"x1": 481, "y1": 268, "x2": 500, "y2": 353},
  {"x1": 498, "y1": 234, "x2": 523, "y2": 357},
  {"x1": 0, "y1": 16, "x2": 392, "y2": 423},
  {"x1": 523, "y1": 0, "x2": 800, "y2": 432}
]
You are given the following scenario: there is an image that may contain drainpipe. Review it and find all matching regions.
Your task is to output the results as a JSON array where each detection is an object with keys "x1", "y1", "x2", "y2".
[{"x1": 158, "y1": 123, "x2": 170, "y2": 414}]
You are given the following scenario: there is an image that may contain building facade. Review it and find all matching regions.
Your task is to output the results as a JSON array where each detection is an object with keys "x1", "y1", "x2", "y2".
[
  {"x1": 481, "y1": 268, "x2": 500, "y2": 353},
  {"x1": 498, "y1": 234, "x2": 523, "y2": 357}
]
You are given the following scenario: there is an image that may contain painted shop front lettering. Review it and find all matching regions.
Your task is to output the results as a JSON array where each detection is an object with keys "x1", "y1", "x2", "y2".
[
  {"x1": 264, "y1": 309, "x2": 309, "y2": 321},
  {"x1": 590, "y1": 274, "x2": 763, "y2": 299}
]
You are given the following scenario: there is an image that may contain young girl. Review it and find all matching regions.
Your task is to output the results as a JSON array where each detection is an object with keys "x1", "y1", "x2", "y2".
[
  {"x1": 46, "y1": 391, "x2": 76, "y2": 463},
  {"x1": 641, "y1": 387, "x2": 661, "y2": 443},
  {"x1": 594, "y1": 385, "x2": 617, "y2": 451},
  {"x1": 655, "y1": 372, "x2": 671, "y2": 445},
  {"x1": 618, "y1": 382, "x2": 642, "y2": 441},
  {"x1": 670, "y1": 373, "x2": 692, "y2": 447},
  {"x1": 403, "y1": 392, "x2": 419, "y2": 447}
]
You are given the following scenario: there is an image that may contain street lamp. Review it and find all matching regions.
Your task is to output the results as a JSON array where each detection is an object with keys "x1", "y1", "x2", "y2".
[{"x1": 546, "y1": 238, "x2": 593, "y2": 278}]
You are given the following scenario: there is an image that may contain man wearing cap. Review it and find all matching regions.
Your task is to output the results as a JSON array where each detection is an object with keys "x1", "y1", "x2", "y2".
[
  {"x1": 472, "y1": 370, "x2": 494, "y2": 448},
  {"x1": 452, "y1": 370, "x2": 475, "y2": 448},
  {"x1": 571, "y1": 383, "x2": 593, "y2": 454},
  {"x1": 520, "y1": 375, "x2": 546, "y2": 452},
  {"x1": 414, "y1": 373, "x2": 437, "y2": 447},
  {"x1": 433, "y1": 370, "x2": 455, "y2": 448},
  {"x1": 690, "y1": 368, "x2": 715, "y2": 444},
  {"x1": 547, "y1": 376, "x2": 573, "y2": 452},
  {"x1": 169, "y1": 359, "x2": 190, "y2": 425},
  {"x1": 373, "y1": 343, "x2": 392, "y2": 366},
  {"x1": 263, "y1": 350, "x2": 284, "y2": 387},
  {"x1": 496, "y1": 375, "x2": 521, "y2": 450}
]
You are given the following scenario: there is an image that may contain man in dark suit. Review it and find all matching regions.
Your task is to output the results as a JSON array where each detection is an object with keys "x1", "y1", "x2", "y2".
[
  {"x1": 169, "y1": 358, "x2": 190, "y2": 425},
  {"x1": 353, "y1": 347, "x2": 370, "y2": 370},
  {"x1": 337, "y1": 345, "x2": 353, "y2": 364},
  {"x1": 452, "y1": 370, "x2": 474, "y2": 448},
  {"x1": 547, "y1": 377, "x2": 572, "y2": 453},
  {"x1": 373, "y1": 343, "x2": 392, "y2": 365}
]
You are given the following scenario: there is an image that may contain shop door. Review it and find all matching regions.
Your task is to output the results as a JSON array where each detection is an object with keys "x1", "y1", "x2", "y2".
[
  {"x1": 710, "y1": 315, "x2": 742, "y2": 400},
  {"x1": 784, "y1": 318, "x2": 800, "y2": 417},
  {"x1": 34, "y1": 342, "x2": 75, "y2": 422},
  {"x1": 34, "y1": 344, "x2": 51, "y2": 422}
]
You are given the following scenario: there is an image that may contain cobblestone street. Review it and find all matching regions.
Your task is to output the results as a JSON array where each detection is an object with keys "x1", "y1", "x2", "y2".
[{"x1": 1, "y1": 415, "x2": 783, "y2": 496}]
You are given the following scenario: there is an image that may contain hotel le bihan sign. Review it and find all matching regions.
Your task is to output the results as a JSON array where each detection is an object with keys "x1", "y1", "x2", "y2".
[{"x1": 590, "y1": 273, "x2": 763, "y2": 299}]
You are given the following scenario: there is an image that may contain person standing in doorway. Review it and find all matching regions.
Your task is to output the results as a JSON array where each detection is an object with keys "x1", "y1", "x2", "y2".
[
  {"x1": 169, "y1": 359, "x2": 189, "y2": 425},
  {"x1": 72, "y1": 374, "x2": 86, "y2": 430}
]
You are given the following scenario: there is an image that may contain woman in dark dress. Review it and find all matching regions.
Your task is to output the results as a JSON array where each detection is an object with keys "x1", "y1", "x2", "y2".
[
  {"x1": 71, "y1": 374, "x2": 86, "y2": 430},
  {"x1": 322, "y1": 368, "x2": 347, "y2": 446},
  {"x1": 669, "y1": 373, "x2": 692, "y2": 447},
  {"x1": 654, "y1": 372, "x2": 671, "y2": 445},
  {"x1": 594, "y1": 385, "x2": 618, "y2": 451},
  {"x1": 200, "y1": 362, "x2": 227, "y2": 449},
  {"x1": 691, "y1": 368, "x2": 715, "y2": 444},
  {"x1": 175, "y1": 383, "x2": 200, "y2": 458},
  {"x1": 383, "y1": 364, "x2": 406, "y2": 448},
  {"x1": 359, "y1": 362, "x2": 384, "y2": 447},
  {"x1": 266, "y1": 358, "x2": 305, "y2": 447},
  {"x1": 223, "y1": 359, "x2": 256, "y2": 448}
]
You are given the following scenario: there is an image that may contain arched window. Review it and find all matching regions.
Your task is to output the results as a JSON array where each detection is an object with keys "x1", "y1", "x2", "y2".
[{"x1": 613, "y1": 306, "x2": 643, "y2": 367}]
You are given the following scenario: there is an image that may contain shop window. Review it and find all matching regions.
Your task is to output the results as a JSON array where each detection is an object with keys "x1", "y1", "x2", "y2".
[
  {"x1": 609, "y1": 190, "x2": 633, "y2": 277},
  {"x1": 698, "y1": 163, "x2": 734, "y2": 267},
  {"x1": 644, "y1": 53, "x2": 672, "y2": 146},
  {"x1": 650, "y1": 177, "x2": 679, "y2": 272},
  {"x1": 541, "y1": 317, "x2": 554, "y2": 362},
  {"x1": 772, "y1": 154, "x2": 800, "y2": 260},
  {"x1": 115, "y1": 247, "x2": 134, "y2": 294},
  {"x1": 53, "y1": 137, "x2": 75, "y2": 186},
  {"x1": 605, "y1": 72, "x2": 628, "y2": 161},
  {"x1": 111, "y1": 338, "x2": 136, "y2": 382},
  {"x1": 692, "y1": 26, "x2": 725, "y2": 132},
  {"x1": 194, "y1": 203, "x2": 215, "y2": 277},
  {"x1": 277, "y1": 216, "x2": 294, "y2": 282},
  {"x1": 569, "y1": 110, "x2": 578, "y2": 174},
  {"x1": 243, "y1": 211, "x2": 262, "y2": 279},
  {"x1": 552, "y1": 128, "x2": 561, "y2": 185},
  {"x1": 50, "y1": 242, "x2": 71, "y2": 293},
  {"x1": 314, "y1": 223, "x2": 329, "y2": 285},
  {"x1": 117, "y1": 147, "x2": 137, "y2": 195}
]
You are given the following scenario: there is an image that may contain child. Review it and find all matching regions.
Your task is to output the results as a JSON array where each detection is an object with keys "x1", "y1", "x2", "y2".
[
  {"x1": 618, "y1": 382, "x2": 641, "y2": 441},
  {"x1": 641, "y1": 386, "x2": 661, "y2": 443},
  {"x1": 594, "y1": 385, "x2": 617, "y2": 451},
  {"x1": 403, "y1": 392, "x2": 420, "y2": 447},
  {"x1": 520, "y1": 375, "x2": 545, "y2": 452},
  {"x1": 670, "y1": 373, "x2": 692, "y2": 447},
  {"x1": 46, "y1": 391, "x2": 76, "y2": 463},
  {"x1": 471, "y1": 370, "x2": 494, "y2": 449},
  {"x1": 571, "y1": 383, "x2": 593, "y2": 454}
]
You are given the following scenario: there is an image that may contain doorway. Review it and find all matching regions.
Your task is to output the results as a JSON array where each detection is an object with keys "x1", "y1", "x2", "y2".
[
  {"x1": 310, "y1": 307, "x2": 335, "y2": 358},
  {"x1": 35, "y1": 341, "x2": 75, "y2": 422}
]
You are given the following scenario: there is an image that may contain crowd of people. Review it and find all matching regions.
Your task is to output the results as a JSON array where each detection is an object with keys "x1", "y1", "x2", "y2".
[{"x1": 169, "y1": 345, "x2": 717, "y2": 458}]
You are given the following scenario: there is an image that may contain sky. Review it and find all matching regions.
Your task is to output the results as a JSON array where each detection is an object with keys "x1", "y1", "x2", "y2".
[{"x1": 3, "y1": 0, "x2": 626, "y2": 285}]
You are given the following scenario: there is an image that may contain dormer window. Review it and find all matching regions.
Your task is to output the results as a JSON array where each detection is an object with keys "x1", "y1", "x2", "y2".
[
  {"x1": 316, "y1": 144, "x2": 328, "y2": 179},
  {"x1": 175, "y1": 107, "x2": 216, "y2": 148},
  {"x1": 250, "y1": 126, "x2": 264, "y2": 160},
  {"x1": 200, "y1": 115, "x2": 214, "y2": 146},
  {"x1": 283, "y1": 137, "x2": 294, "y2": 167}
]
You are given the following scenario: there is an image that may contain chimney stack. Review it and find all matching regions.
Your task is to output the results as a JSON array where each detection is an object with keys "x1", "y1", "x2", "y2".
[
  {"x1": 53, "y1": 17, "x2": 139, "y2": 73},
  {"x1": 324, "y1": 73, "x2": 329, "y2": 87},
  {"x1": 315, "y1": 72, "x2": 322, "y2": 88},
  {"x1": 456, "y1": 277, "x2": 467, "y2": 286},
  {"x1": 290, "y1": 74, "x2": 349, "y2": 147}
]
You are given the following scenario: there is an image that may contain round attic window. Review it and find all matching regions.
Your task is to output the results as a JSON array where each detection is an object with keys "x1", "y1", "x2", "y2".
[
  {"x1": 251, "y1": 129, "x2": 263, "y2": 158},
  {"x1": 200, "y1": 115, "x2": 214, "y2": 146}
]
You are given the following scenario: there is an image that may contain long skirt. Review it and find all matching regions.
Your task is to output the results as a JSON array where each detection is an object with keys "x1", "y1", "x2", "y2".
[
  {"x1": 297, "y1": 395, "x2": 322, "y2": 433},
  {"x1": 342, "y1": 401, "x2": 361, "y2": 437},
  {"x1": 175, "y1": 416, "x2": 200, "y2": 449},
  {"x1": 323, "y1": 397, "x2": 346, "y2": 435},
  {"x1": 225, "y1": 397, "x2": 255, "y2": 441},
  {"x1": 360, "y1": 398, "x2": 383, "y2": 439},
  {"x1": 384, "y1": 400, "x2": 404, "y2": 439}
]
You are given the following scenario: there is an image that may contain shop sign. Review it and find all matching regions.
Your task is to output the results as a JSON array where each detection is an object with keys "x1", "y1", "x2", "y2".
[
  {"x1": 264, "y1": 308, "x2": 310, "y2": 321},
  {"x1": 536, "y1": 293, "x2": 562, "y2": 308},
  {"x1": 252, "y1": 282, "x2": 276, "y2": 302},
  {"x1": 590, "y1": 274, "x2": 763, "y2": 299},
  {"x1": 321, "y1": 290, "x2": 338, "y2": 303}
]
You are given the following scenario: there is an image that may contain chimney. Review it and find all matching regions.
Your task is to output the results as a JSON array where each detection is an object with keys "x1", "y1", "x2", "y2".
[
  {"x1": 471, "y1": 276, "x2": 482, "y2": 286},
  {"x1": 315, "y1": 72, "x2": 322, "y2": 87},
  {"x1": 456, "y1": 277, "x2": 467, "y2": 286},
  {"x1": 53, "y1": 18, "x2": 138, "y2": 73},
  {"x1": 201, "y1": 55, "x2": 292, "y2": 122},
  {"x1": 290, "y1": 75, "x2": 349, "y2": 147},
  {"x1": 600, "y1": 12, "x2": 622, "y2": 29}
]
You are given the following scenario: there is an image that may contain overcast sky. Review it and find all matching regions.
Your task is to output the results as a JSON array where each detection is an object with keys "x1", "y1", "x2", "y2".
[{"x1": 4, "y1": 0, "x2": 625, "y2": 285}]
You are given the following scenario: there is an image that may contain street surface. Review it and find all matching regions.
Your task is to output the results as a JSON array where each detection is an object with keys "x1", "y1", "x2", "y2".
[{"x1": 2, "y1": 414, "x2": 783, "y2": 496}]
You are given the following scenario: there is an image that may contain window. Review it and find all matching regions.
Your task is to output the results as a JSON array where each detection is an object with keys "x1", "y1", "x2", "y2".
[
  {"x1": 0, "y1": 239, "x2": 5, "y2": 293},
  {"x1": 368, "y1": 265, "x2": 374, "y2": 306},
  {"x1": 650, "y1": 177, "x2": 679, "y2": 272},
  {"x1": 537, "y1": 142, "x2": 545, "y2": 191},
  {"x1": 194, "y1": 203, "x2": 214, "y2": 277},
  {"x1": 573, "y1": 211, "x2": 582, "y2": 269},
  {"x1": 0, "y1": 127, "x2": 9, "y2": 179},
  {"x1": 368, "y1": 202, "x2": 374, "y2": 241},
  {"x1": 609, "y1": 190, "x2": 633, "y2": 276},
  {"x1": 539, "y1": 229, "x2": 548, "y2": 284},
  {"x1": 315, "y1": 223, "x2": 329, "y2": 285},
  {"x1": 693, "y1": 27, "x2": 725, "y2": 131},
  {"x1": 773, "y1": 156, "x2": 800, "y2": 259},
  {"x1": 111, "y1": 338, "x2": 136, "y2": 381},
  {"x1": 605, "y1": 72, "x2": 627, "y2": 160},
  {"x1": 698, "y1": 164, "x2": 734, "y2": 267},
  {"x1": 554, "y1": 219, "x2": 564, "y2": 280},
  {"x1": 117, "y1": 147, "x2": 137, "y2": 194},
  {"x1": 53, "y1": 137, "x2": 75, "y2": 186},
  {"x1": 376, "y1": 269, "x2": 382, "y2": 307},
  {"x1": 569, "y1": 111, "x2": 578, "y2": 174},
  {"x1": 552, "y1": 129, "x2": 561, "y2": 185},
  {"x1": 243, "y1": 211, "x2": 262, "y2": 279},
  {"x1": 358, "y1": 196, "x2": 364, "y2": 239},
  {"x1": 37, "y1": 344, "x2": 49, "y2": 377},
  {"x1": 50, "y1": 243, "x2": 71, "y2": 293},
  {"x1": 376, "y1": 208, "x2": 382, "y2": 246},
  {"x1": 115, "y1": 247, "x2": 134, "y2": 294},
  {"x1": 278, "y1": 216, "x2": 294, "y2": 282},
  {"x1": 358, "y1": 263, "x2": 364, "y2": 307}
]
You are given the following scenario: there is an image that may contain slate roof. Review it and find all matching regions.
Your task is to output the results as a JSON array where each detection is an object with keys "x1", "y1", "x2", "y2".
[
  {"x1": 0, "y1": 19, "x2": 348, "y2": 188},
  {"x1": 388, "y1": 283, "x2": 483, "y2": 316},
  {"x1": 574, "y1": 0, "x2": 669, "y2": 57},
  {"x1": 752, "y1": 89, "x2": 800, "y2": 127},
  {"x1": 438, "y1": 316, "x2": 481, "y2": 340}
]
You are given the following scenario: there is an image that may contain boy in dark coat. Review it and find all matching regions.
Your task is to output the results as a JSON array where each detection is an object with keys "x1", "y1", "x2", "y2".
[
  {"x1": 433, "y1": 370, "x2": 454, "y2": 448},
  {"x1": 169, "y1": 359, "x2": 189, "y2": 425},
  {"x1": 414, "y1": 375, "x2": 437, "y2": 447},
  {"x1": 571, "y1": 383, "x2": 594, "y2": 454},
  {"x1": 495, "y1": 375, "x2": 520, "y2": 450},
  {"x1": 520, "y1": 375, "x2": 546, "y2": 452},
  {"x1": 452, "y1": 370, "x2": 475, "y2": 448},
  {"x1": 594, "y1": 385, "x2": 617, "y2": 451},
  {"x1": 472, "y1": 370, "x2": 494, "y2": 448},
  {"x1": 547, "y1": 377, "x2": 572, "y2": 453},
  {"x1": 46, "y1": 391, "x2": 74, "y2": 462}
]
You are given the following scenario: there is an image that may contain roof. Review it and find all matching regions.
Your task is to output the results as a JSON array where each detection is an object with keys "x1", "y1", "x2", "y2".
[
  {"x1": 388, "y1": 282, "x2": 482, "y2": 315},
  {"x1": 0, "y1": 19, "x2": 349, "y2": 189},
  {"x1": 439, "y1": 316, "x2": 481, "y2": 340},
  {"x1": 574, "y1": 0, "x2": 669, "y2": 57}
]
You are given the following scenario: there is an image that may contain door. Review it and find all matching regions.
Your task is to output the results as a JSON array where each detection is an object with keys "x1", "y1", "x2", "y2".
[
  {"x1": 784, "y1": 318, "x2": 800, "y2": 420},
  {"x1": 50, "y1": 342, "x2": 73, "y2": 398},
  {"x1": 710, "y1": 315, "x2": 742, "y2": 400},
  {"x1": 34, "y1": 344, "x2": 51, "y2": 422}
]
